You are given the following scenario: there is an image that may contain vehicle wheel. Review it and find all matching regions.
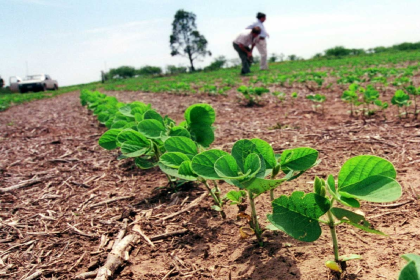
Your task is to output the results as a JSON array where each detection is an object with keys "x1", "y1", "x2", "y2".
[
  {"x1": 19, "y1": 88, "x2": 26, "y2": 93},
  {"x1": 54, "y1": 85, "x2": 58, "y2": 91},
  {"x1": 43, "y1": 84, "x2": 47, "y2": 91}
]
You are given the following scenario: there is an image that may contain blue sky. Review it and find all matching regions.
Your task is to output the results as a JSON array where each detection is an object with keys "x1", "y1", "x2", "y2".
[{"x1": 1, "y1": 0, "x2": 420, "y2": 86}]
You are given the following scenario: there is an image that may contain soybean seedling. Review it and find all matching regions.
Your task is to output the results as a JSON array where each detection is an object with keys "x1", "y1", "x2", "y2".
[
  {"x1": 306, "y1": 94, "x2": 326, "y2": 114},
  {"x1": 268, "y1": 155, "x2": 402, "y2": 274},
  {"x1": 190, "y1": 138, "x2": 318, "y2": 246},
  {"x1": 392, "y1": 90, "x2": 411, "y2": 119},
  {"x1": 341, "y1": 84, "x2": 361, "y2": 116},
  {"x1": 237, "y1": 85, "x2": 270, "y2": 106}
]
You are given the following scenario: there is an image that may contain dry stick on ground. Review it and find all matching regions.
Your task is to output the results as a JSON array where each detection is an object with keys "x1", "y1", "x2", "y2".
[
  {"x1": 150, "y1": 229, "x2": 189, "y2": 241},
  {"x1": 158, "y1": 191, "x2": 208, "y2": 222},
  {"x1": 75, "y1": 270, "x2": 98, "y2": 280},
  {"x1": 133, "y1": 224, "x2": 155, "y2": 247},
  {"x1": 376, "y1": 200, "x2": 413, "y2": 208},
  {"x1": 94, "y1": 233, "x2": 138, "y2": 280},
  {"x1": 0, "y1": 176, "x2": 42, "y2": 193},
  {"x1": 22, "y1": 270, "x2": 43, "y2": 280},
  {"x1": 67, "y1": 223, "x2": 97, "y2": 238},
  {"x1": 89, "y1": 196, "x2": 133, "y2": 208}
]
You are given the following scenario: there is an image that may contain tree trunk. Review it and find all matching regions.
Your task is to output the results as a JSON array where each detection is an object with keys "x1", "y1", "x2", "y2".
[{"x1": 187, "y1": 51, "x2": 195, "y2": 72}]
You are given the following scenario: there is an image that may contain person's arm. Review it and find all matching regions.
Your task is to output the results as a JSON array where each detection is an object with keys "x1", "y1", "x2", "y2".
[
  {"x1": 245, "y1": 22, "x2": 257, "y2": 30},
  {"x1": 238, "y1": 44, "x2": 252, "y2": 57}
]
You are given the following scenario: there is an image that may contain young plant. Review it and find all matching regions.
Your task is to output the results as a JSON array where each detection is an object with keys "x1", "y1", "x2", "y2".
[
  {"x1": 398, "y1": 254, "x2": 420, "y2": 280},
  {"x1": 405, "y1": 85, "x2": 420, "y2": 118},
  {"x1": 392, "y1": 90, "x2": 411, "y2": 119},
  {"x1": 306, "y1": 94, "x2": 326, "y2": 113},
  {"x1": 361, "y1": 85, "x2": 380, "y2": 116},
  {"x1": 158, "y1": 136, "x2": 226, "y2": 218},
  {"x1": 291, "y1": 92, "x2": 298, "y2": 106},
  {"x1": 341, "y1": 84, "x2": 361, "y2": 116},
  {"x1": 237, "y1": 85, "x2": 270, "y2": 106},
  {"x1": 268, "y1": 155, "x2": 402, "y2": 273},
  {"x1": 373, "y1": 99, "x2": 389, "y2": 120},
  {"x1": 189, "y1": 138, "x2": 318, "y2": 245},
  {"x1": 97, "y1": 98, "x2": 217, "y2": 187},
  {"x1": 272, "y1": 91, "x2": 286, "y2": 106}
]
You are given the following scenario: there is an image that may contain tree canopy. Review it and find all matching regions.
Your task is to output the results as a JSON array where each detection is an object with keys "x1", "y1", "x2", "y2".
[{"x1": 170, "y1": 10, "x2": 211, "y2": 72}]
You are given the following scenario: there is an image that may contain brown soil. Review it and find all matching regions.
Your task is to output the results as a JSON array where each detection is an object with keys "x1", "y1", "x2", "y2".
[{"x1": 0, "y1": 86, "x2": 419, "y2": 280}]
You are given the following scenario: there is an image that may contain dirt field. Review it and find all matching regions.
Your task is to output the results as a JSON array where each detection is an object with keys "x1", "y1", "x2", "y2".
[{"x1": 1, "y1": 86, "x2": 419, "y2": 280}]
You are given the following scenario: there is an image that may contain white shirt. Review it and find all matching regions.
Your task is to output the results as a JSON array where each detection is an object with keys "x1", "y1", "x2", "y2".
[
  {"x1": 233, "y1": 30, "x2": 254, "y2": 46},
  {"x1": 246, "y1": 20, "x2": 268, "y2": 38}
]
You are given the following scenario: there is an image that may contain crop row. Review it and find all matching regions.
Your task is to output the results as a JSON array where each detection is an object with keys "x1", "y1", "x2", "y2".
[
  {"x1": 101, "y1": 51, "x2": 420, "y2": 97},
  {"x1": 80, "y1": 89, "x2": 418, "y2": 278}
]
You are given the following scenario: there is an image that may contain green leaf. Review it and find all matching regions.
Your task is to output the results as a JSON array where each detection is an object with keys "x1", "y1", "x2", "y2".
[
  {"x1": 135, "y1": 157, "x2": 156, "y2": 169},
  {"x1": 250, "y1": 138, "x2": 277, "y2": 169},
  {"x1": 326, "y1": 175, "x2": 360, "y2": 208},
  {"x1": 164, "y1": 136, "x2": 198, "y2": 157},
  {"x1": 138, "y1": 119, "x2": 166, "y2": 139},
  {"x1": 158, "y1": 162, "x2": 197, "y2": 181},
  {"x1": 160, "y1": 152, "x2": 190, "y2": 168},
  {"x1": 120, "y1": 142, "x2": 149, "y2": 157},
  {"x1": 224, "y1": 190, "x2": 247, "y2": 205},
  {"x1": 399, "y1": 255, "x2": 420, "y2": 280},
  {"x1": 189, "y1": 124, "x2": 214, "y2": 147},
  {"x1": 158, "y1": 162, "x2": 180, "y2": 177},
  {"x1": 116, "y1": 129, "x2": 150, "y2": 147},
  {"x1": 280, "y1": 147, "x2": 319, "y2": 171},
  {"x1": 97, "y1": 112, "x2": 110, "y2": 124},
  {"x1": 143, "y1": 110, "x2": 164, "y2": 124},
  {"x1": 241, "y1": 177, "x2": 287, "y2": 197},
  {"x1": 339, "y1": 175, "x2": 402, "y2": 203},
  {"x1": 331, "y1": 207, "x2": 385, "y2": 235},
  {"x1": 267, "y1": 191, "x2": 331, "y2": 242},
  {"x1": 98, "y1": 129, "x2": 122, "y2": 150},
  {"x1": 178, "y1": 161, "x2": 198, "y2": 181},
  {"x1": 191, "y1": 149, "x2": 229, "y2": 180},
  {"x1": 231, "y1": 139, "x2": 257, "y2": 172},
  {"x1": 169, "y1": 126, "x2": 191, "y2": 138},
  {"x1": 185, "y1": 103, "x2": 216, "y2": 126},
  {"x1": 244, "y1": 153, "x2": 262, "y2": 178},
  {"x1": 119, "y1": 105, "x2": 133, "y2": 117},
  {"x1": 338, "y1": 155, "x2": 396, "y2": 188},
  {"x1": 402, "y1": 254, "x2": 420, "y2": 265},
  {"x1": 111, "y1": 120, "x2": 128, "y2": 129},
  {"x1": 214, "y1": 155, "x2": 239, "y2": 178}
]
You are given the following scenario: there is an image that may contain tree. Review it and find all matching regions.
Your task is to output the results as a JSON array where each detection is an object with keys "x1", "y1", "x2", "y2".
[
  {"x1": 108, "y1": 66, "x2": 136, "y2": 79},
  {"x1": 269, "y1": 53, "x2": 278, "y2": 63},
  {"x1": 166, "y1": 65, "x2": 188, "y2": 75},
  {"x1": 170, "y1": 10, "x2": 211, "y2": 72},
  {"x1": 136, "y1": 66, "x2": 162, "y2": 76},
  {"x1": 204, "y1": 56, "x2": 227, "y2": 71},
  {"x1": 325, "y1": 46, "x2": 351, "y2": 57}
]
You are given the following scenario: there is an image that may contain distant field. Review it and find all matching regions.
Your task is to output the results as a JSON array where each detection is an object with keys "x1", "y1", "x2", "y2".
[{"x1": 0, "y1": 83, "x2": 99, "y2": 111}]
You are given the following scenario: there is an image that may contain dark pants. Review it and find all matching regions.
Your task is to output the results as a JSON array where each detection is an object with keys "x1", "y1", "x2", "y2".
[{"x1": 233, "y1": 43, "x2": 252, "y2": 75}]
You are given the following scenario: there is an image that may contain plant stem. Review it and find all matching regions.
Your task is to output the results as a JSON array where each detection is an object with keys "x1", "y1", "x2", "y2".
[
  {"x1": 327, "y1": 210, "x2": 340, "y2": 262},
  {"x1": 203, "y1": 180, "x2": 226, "y2": 219},
  {"x1": 248, "y1": 190, "x2": 263, "y2": 246}
]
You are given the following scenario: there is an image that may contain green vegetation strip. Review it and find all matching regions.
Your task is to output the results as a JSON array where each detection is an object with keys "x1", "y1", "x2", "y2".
[{"x1": 0, "y1": 83, "x2": 99, "y2": 111}]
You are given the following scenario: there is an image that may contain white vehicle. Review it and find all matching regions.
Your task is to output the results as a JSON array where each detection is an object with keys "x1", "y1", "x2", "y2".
[
  {"x1": 16, "y1": 74, "x2": 59, "y2": 93},
  {"x1": 9, "y1": 76, "x2": 22, "y2": 93}
]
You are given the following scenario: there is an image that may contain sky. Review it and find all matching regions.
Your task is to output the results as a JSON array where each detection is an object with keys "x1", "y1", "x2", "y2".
[{"x1": 1, "y1": 0, "x2": 420, "y2": 86}]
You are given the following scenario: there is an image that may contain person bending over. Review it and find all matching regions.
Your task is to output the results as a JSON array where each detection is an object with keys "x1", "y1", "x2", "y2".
[{"x1": 232, "y1": 26, "x2": 261, "y2": 75}]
